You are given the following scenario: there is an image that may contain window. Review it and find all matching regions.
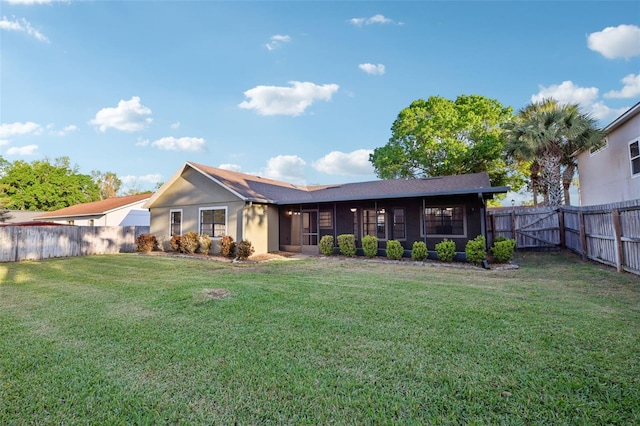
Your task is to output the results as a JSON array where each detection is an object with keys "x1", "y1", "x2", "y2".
[
  {"x1": 630, "y1": 140, "x2": 640, "y2": 176},
  {"x1": 590, "y1": 138, "x2": 608, "y2": 156},
  {"x1": 363, "y1": 208, "x2": 386, "y2": 239},
  {"x1": 423, "y1": 206, "x2": 465, "y2": 236},
  {"x1": 392, "y1": 208, "x2": 405, "y2": 240},
  {"x1": 200, "y1": 207, "x2": 226, "y2": 237},
  {"x1": 319, "y1": 211, "x2": 332, "y2": 228},
  {"x1": 89, "y1": 219, "x2": 94, "y2": 227},
  {"x1": 170, "y1": 210, "x2": 182, "y2": 236}
]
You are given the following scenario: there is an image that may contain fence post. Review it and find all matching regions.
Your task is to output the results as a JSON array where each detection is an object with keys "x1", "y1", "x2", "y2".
[
  {"x1": 579, "y1": 211, "x2": 587, "y2": 261},
  {"x1": 558, "y1": 208, "x2": 565, "y2": 249},
  {"x1": 612, "y1": 209, "x2": 624, "y2": 273},
  {"x1": 511, "y1": 209, "x2": 516, "y2": 242}
]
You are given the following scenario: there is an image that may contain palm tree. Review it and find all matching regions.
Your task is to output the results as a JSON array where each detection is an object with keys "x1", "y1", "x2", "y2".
[{"x1": 505, "y1": 99, "x2": 604, "y2": 207}]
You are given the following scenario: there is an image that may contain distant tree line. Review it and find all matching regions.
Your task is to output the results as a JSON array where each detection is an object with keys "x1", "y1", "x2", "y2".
[{"x1": 0, "y1": 156, "x2": 148, "y2": 213}]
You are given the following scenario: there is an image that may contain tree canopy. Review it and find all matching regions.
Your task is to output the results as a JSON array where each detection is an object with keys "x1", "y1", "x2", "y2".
[
  {"x1": 0, "y1": 157, "x2": 101, "y2": 211},
  {"x1": 369, "y1": 95, "x2": 524, "y2": 191},
  {"x1": 505, "y1": 99, "x2": 604, "y2": 207}
]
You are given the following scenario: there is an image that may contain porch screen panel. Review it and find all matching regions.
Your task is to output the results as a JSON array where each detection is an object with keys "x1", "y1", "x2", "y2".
[
  {"x1": 393, "y1": 208, "x2": 405, "y2": 240},
  {"x1": 424, "y1": 207, "x2": 464, "y2": 235}
]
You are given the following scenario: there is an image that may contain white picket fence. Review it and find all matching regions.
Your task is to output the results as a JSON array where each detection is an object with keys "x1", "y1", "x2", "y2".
[{"x1": 0, "y1": 226, "x2": 150, "y2": 262}]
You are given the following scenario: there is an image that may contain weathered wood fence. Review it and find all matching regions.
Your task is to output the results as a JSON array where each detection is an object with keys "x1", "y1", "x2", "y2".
[
  {"x1": 488, "y1": 199, "x2": 640, "y2": 275},
  {"x1": 0, "y1": 226, "x2": 150, "y2": 262}
]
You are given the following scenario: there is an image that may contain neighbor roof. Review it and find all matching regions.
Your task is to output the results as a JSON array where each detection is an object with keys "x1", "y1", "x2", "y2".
[
  {"x1": 145, "y1": 162, "x2": 508, "y2": 207},
  {"x1": 35, "y1": 193, "x2": 152, "y2": 220}
]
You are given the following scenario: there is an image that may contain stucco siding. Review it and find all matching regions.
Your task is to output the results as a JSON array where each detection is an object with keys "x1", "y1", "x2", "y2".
[
  {"x1": 149, "y1": 168, "x2": 245, "y2": 246},
  {"x1": 578, "y1": 110, "x2": 640, "y2": 205},
  {"x1": 242, "y1": 203, "x2": 279, "y2": 254}
]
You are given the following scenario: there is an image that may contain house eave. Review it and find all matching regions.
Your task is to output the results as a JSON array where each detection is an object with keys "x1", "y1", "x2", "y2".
[{"x1": 275, "y1": 186, "x2": 510, "y2": 205}]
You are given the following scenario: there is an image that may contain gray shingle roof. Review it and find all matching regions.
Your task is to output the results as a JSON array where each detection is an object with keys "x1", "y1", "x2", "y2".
[{"x1": 189, "y1": 162, "x2": 508, "y2": 204}]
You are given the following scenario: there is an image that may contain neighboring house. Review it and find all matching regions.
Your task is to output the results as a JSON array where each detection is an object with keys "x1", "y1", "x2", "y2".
[
  {"x1": 33, "y1": 193, "x2": 152, "y2": 226},
  {"x1": 144, "y1": 162, "x2": 508, "y2": 256},
  {"x1": 578, "y1": 102, "x2": 640, "y2": 205},
  {"x1": 0, "y1": 210, "x2": 43, "y2": 224}
]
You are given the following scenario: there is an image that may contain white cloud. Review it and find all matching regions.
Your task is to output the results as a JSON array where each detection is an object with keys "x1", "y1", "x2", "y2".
[
  {"x1": 358, "y1": 63, "x2": 386, "y2": 75},
  {"x1": 121, "y1": 173, "x2": 163, "y2": 185},
  {"x1": 266, "y1": 34, "x2": 291, "y2": 51},
  {"x1": 349, "y1": 14, "x2": 396, "y2": 26},
  {"x1": 52, "y1": 124, "x2": 78, "y2": 136},
  {"x1": 587, "y1": 24, "x2": 640, "y2": 59},
  {"x1": 589, "y1": 101, "x2": 630, "y2": 122},
  {"x1": 6, "y1": 144, "x2": 38, "y2": 155},
  {"x1": 239, "y1": 81, "x2": 339, "y2": 116},
  {"x1": 313, "y1": 149, "x2": 374, "y2": 176},
  {"x1": 151, "y1": 136, "x2": 205, "y2": 151},
  {"x1": 0, "y1": 139, "x2": 9, "y2": 146},
  {"x1": 170, "y1": 121, "x2": 181, "y2": 129},
  {"x1": 531, "y1": 81, "x2": 599, "y2": 107},
  {"x1": 604, "y1": 73, "x2": 640, "y2": 99},
  {"x1": 0, "y1": 121, "x2": 42, "y2": 138},
  {"x1": 218, "y1": 163, "x2": 243, "y2": 172},
  {"x1": 89, "y1": 96, "x2": 153, "y2": 132},
  {"x1": 0, "y1": 16, "x2": 49, "y2": 42},
  {"x1": 136, "y1": 137, "x2": 150, "y2": 147},
  {"x1": 262, "y1": 155, "x2": 306, "y2": 184}
]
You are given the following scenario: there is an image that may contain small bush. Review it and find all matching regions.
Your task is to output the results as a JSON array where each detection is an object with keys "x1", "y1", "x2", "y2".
[
  {"x1": 198, "y1": 234, "x2": 212, "y2": 255},
  {"x1": 218, "y1": 235, "x2": 236, "y2": 258},
  {"x1": 494, "y1": 235, "x2": 509, "y2": 243},
  {"x1": 237, "y1": 239, "x2": 255, "y2": 260},
  {"x1": 362, "y1": 235, "x2": 379, "y2": 258},
  {"x1": 135, "y1": 233, "x2": 158, "y2": 253},
  {"x1": 491, "y1": 238, "x2": 516, "y2": 263},
  {"x1": 465, "y1": 235, "x2": 487, "y2": 265},
  {"x1": 170, "y1": 235, "x2": 182, "y2": 252},
  {"x1": 435, "y1": 239, "x2": 456, "y2": 262},
  {"x1": 386, "y1": 240, "x2": 404, "y2": 260},
  {"x1": 181, "y1": 231, "x2": 200, "y2": 254},
  {"x1": 411, "y1": 241, "x2": 428, "y2": 261},
  {"x1": 337, "y1": 234, "x2": 356, "y2": 257},
  {"x1": 319, "y1": 235, "x2": 334, "y2": 256}
]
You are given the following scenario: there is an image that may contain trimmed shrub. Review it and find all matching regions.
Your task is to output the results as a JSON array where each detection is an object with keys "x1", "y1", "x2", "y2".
[
  {"x1": 218, "y1": 235, "x2": 236, "y2": 258},
  {"x1": 411, "y1": 241, "x2": 428, "y2": 261},
  {"x1": 135, "y1": 233, "x2": 158, "y2": 253},
  {"x1": 386, "y1": 240, "x2": 404, "y2": 260},
  {"x1": 198, "y1": 234, "x2": 212, "y2": 255},
  {"x1": 491, "y1": 238, "x2": 516, "y2": 263},
  {"x1": 435, "y1": 239, "x2": 456, "y2": 262},
  {"x1": 237, "y1": 239, "x2": 255, "y2": 260},
  {"x1": 319, "y1": 235, "x2": 334, "y2": 256},
  {"x1": 362, "y1": 235, "x2": 379, "y2": 258},
  {"x1": 465, "y1": 235, "x2": 487, "y2": 265},
  {"x1": 337, "y1": 234, "x2": 356, "y2": 257},
  {"x1": 181, "y1": 231, "x2": 200, "y2": 254},
  {"x1": 170, "y1": 235, "x2": 182, "y2": 252}
]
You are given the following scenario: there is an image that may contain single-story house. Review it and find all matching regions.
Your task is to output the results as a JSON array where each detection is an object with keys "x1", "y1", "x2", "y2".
[
  {"x1": 0, "y1": 210, "x2": 43, "y2": 224},
  {"x1": 34, "y1": 193, "x2": 152, "y2": 226},
  {"x1": 144, "y1": 162, "x2": 509, "y2": 256},
  {"x1": 577, "y1": 101, "x2": 640, "y2": 205}
]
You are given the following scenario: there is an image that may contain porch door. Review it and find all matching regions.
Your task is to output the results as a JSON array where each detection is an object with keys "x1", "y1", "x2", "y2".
[{"x1": 301, "y1": 210, "x2": 319, "y2": 254}]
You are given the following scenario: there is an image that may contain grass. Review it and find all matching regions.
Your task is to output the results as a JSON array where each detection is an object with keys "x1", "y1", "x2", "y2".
[{"x1": 1, "y1": 251, "x2": 639, "y2": 424}]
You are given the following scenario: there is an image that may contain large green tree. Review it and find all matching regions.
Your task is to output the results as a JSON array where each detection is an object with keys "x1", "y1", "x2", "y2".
[
  {"x1": 505, "y1": 99, "x2": 604, "y2": 207},
  {"x1": 369, "y1": 95, "x2": 523, "y2": 190},
  {"x1": 0, "y1": 157, "x2": 101, "y2": 211}
]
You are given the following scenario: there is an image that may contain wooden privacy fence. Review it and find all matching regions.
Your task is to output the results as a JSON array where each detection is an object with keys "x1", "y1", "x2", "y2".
[
  {"x1": 0, "y1": 226, "x2": 150, "y2": 262},
  {"x1": 488, "y1": 199, "x2": 640, "y2": 275}
]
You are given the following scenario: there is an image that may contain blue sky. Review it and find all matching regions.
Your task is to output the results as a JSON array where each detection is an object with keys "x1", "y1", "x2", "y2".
[{"x1": 1, "y1": 1, "x2": 639, "y2": 201}]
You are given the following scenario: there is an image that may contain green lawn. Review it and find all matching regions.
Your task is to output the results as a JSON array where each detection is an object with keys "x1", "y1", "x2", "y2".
[{"x1": 1, "y1": 252, "x2": 639, "y2": 424}]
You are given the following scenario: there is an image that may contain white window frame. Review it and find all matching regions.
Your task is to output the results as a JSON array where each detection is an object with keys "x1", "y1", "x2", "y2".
[
  {"x1": 421, "y1": 205, "x2": 467, "y2": 238},
  {"x1": 169, "y1": 209, "x2": 183, "y2": 236},
  {"x1": 629, "y1": 139, "x2": 640, "y2": 178},
  {"x1": 199, "y1": 206, "x2": 227, "y2": 238},
  {"x1": 590, "y1": 137, "x2": 608, "y2": 156}
]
